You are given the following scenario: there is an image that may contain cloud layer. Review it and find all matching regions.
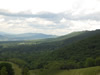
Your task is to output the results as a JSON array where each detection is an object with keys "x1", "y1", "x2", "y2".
[{"x1": 0, "y1": 1, "x2": 100, "y2": 35}]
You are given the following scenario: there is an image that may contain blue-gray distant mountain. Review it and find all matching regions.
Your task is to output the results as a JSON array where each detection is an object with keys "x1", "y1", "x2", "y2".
[{"x1": 0, "y1": 32, "x2": 56, "y2": 41}]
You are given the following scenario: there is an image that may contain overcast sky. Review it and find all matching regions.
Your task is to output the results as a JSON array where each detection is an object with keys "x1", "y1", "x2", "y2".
[{"x1": 0, "y1": 0, "x2": 100, "y2": 35}]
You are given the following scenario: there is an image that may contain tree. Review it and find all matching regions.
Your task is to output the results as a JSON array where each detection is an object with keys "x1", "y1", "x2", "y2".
[
  {"x1": 44, "y1": 61, "x2": 63, "y2": 70},
  {"x1": 95, "y1": 57, "x2": 100, "y2": 66},
  {"x1": 0, "y1": 66, "x2": 8, "y2": 75},
  {"x1": 85, "y1": 57, "x2": 95, "y2": 67},
  {"x1": 22, "y1": 67, "x2": 30, "y2": 75},
  {"x1": 65, "y1": 60, "x2": 78, "y2": 70},
  {"x1": 0, "y1": 63, "x2": 14, "y2": 75}
]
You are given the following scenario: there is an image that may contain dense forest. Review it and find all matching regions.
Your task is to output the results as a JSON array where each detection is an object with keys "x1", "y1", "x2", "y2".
[{"x1": 0, "y1": 30, "x2": 100, "y2": 74}]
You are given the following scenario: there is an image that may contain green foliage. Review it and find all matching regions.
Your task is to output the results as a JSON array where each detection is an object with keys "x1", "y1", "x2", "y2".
[
  {"x1": 0, "y1": 62, "x2": 22, "y2": 75},
  {"x1": 56, "y1": 66, "x2": 100, "y2": 75},
  {"x1": 85, "y1": 58, "x2": 95, "y2": 67},
  {"x1": 36, "y1": 66, "x2": 100, "y2": 75},
  {"x1": 0, "y1": 66, "x2": 8, "y2": 75},
  {"x1": 8, "y1": 58, "x2": 27, "y2": 68},
  {"x1": 0, "y1": 63, "x2": 14, "y2": 75},
  {"x1": 44, "y1": 61, "x2": 62, "y2": 70},
  {"x1": 0, "y1": 30, "x2": 100, "y2": 70},
  {"x1": 95, "y1": 57, "x2": 100, "y2": 66},
  {"x1": 22, "y1": 67, "x2": 30, "y2": 75},
  {"x1": 49, "y1": 34, "x2": 100, "y2": 66},
  {"x1": 65, "y1": 60, "x2": 79, "y2": 70}
]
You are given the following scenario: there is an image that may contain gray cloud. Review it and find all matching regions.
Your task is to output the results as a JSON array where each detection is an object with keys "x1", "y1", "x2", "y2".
[
  {"x1": 1, "y1": 9, "x2": 100, "y2": 22},
  {"x1": 77, "y1": 12, "x2": 100, "y2": 21},
  {"x1": 0, "y1": 9, "x2": 73, "y2": 22},
  {"x1": 0, "y1": 9, "x2": 58, "y2": 18},
  {"x1": 0, "y1": 9, "x2": 100, "y2": 35}
]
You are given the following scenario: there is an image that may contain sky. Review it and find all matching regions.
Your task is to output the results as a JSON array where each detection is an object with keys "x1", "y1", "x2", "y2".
[{"x1": 0, "y1": 0, "x2": 100, "y2": 35}]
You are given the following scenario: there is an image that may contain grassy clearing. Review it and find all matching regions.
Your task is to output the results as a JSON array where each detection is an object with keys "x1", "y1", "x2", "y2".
[
  {"x1": 55, "y1": 66, "x2": 100, "y2": 75},
  {"x1": 30, "y1": 70, "x2": 40, "y2": 75},
  {"x1": 30, "y1": 66, "x2": 100, "y2": 75}
]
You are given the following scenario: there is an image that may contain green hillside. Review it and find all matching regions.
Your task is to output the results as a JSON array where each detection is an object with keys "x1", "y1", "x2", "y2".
[
  {"x1": 1, "y1": 30, "x2": 100, "y2": 46},
  {"x1": 49, "y1": 32, "x2": 100, "y2": 61},
  {"x1": 0, "y1": 30, "x2": 99, "y2": 72},
  {"x1": 39, "y1": 29, "x2": 100, "y2": 43}
]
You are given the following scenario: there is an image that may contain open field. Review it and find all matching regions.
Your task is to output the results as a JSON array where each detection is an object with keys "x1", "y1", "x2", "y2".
[
  {"x1": 56, "y1": 66, "x2": 100, "y2": 75},
  {"x1": 33, "y1": 66, "x2": 100, "y2": 75}
]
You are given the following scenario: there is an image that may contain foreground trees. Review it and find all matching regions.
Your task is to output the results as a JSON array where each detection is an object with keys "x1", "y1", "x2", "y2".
[
  {"x1": 85, "y1": 58, "x2": 95, "y2": 67},
  {"x1": 0, "y1": 63, "x2": 14, "y2": 75},
  {"x1": 1, "y1": 66, "x2": 8, "y2": 75},
  {"x1": 95, "y1": 57, "x2": 100, "y2": 66},
  {"x1": 85, "y1": 57, "x2": 100, "y2": 67},
  {"x1": 22, "y1": 67, "x2": 30, "y2": 75}
]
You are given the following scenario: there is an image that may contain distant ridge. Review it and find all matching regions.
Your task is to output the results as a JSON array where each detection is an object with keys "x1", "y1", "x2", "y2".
[{"x1": 0, "y1": 32, "x2": 57, "y2": 41}]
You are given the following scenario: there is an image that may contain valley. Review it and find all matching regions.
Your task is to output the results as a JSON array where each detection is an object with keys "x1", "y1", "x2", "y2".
[
  {"x1": 0, "y1": 30, "x2": 100, "y2": 75},
  {"x1": 0, "y1": 0, "x2": 100, "y2": 75}
]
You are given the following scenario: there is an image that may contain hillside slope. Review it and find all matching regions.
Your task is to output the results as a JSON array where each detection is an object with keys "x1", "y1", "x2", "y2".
[
  {"x1": 0, "y1": 30, "x2": 100, "y2": 69},
  {"x1": 49, "y1": 32, "x2": 100, "y2": 61},
  {"x1": 41, "y1": 30, "x2": 100, "y2": 43}
]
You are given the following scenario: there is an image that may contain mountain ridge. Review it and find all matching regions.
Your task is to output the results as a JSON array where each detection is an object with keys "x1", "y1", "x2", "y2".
[{"x1": 0, "y1": 32, "x2": 57, "y2": 41}]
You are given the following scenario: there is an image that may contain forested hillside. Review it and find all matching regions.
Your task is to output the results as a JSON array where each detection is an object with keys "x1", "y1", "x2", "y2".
[
  {"x1": 0, "y1": 30, "x2": 99, "y2": 70},
  {"x1": 50, "y1": 33, "x2": 100, "y2": 61}
]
